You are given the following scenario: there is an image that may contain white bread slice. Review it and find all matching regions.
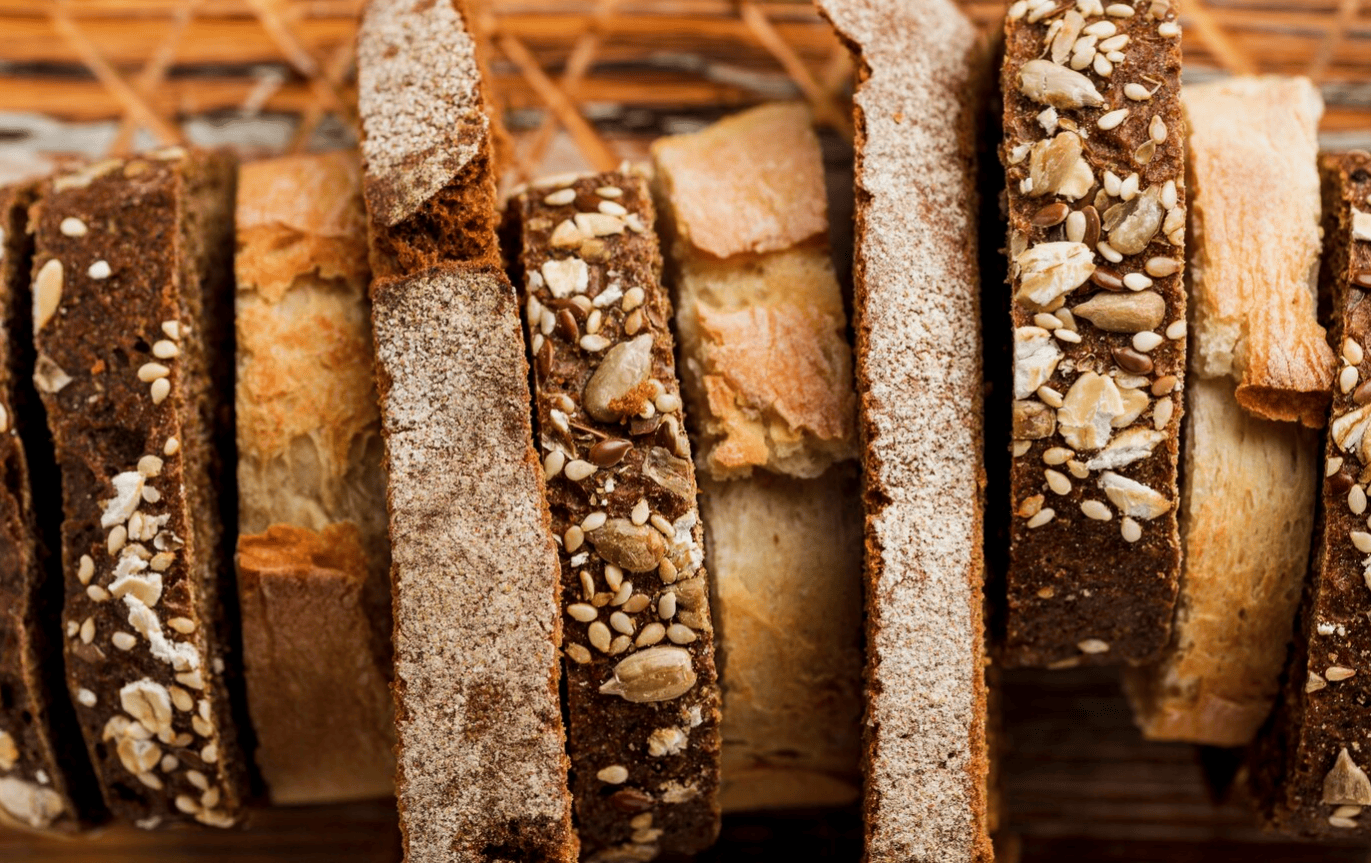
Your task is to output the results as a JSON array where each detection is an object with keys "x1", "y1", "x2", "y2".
[{"x1": 816, "y1": 0, "x2": 992, "y2": 860}]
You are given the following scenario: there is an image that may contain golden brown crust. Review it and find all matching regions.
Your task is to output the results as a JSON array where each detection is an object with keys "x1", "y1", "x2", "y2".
[
  {"x1": 236, "y1": 524, "x2": 395, "y2": 805},
  {"x1": 1184, "y1": 77, "x2": 1334, "y2": 428}
]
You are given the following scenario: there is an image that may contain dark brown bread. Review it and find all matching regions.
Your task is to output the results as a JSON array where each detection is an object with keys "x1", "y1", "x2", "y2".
[
  {"x1": 1001, "y1": 0, "x2": 1188, "y2": 667},
  {"x1": 511, "y1": 171, "x2": 723, "y2": 860},
  {"x1": 371, "y1": 264, "x2": 576, "y2": 863},
  {"x1": 1251, "y1": 150, "x2": 1371, "y2": 838},
  {"x1": 29, "y1": 149, "x2": 246, "y2": 828},
  {"x1": 0, "y1": 182, "x2": 105, "y2": 833}
]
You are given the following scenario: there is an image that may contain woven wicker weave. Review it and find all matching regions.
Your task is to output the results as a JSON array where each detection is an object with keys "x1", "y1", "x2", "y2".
[{"x1": 0, "y1": 0, "x2": 1367, "y2": 173}]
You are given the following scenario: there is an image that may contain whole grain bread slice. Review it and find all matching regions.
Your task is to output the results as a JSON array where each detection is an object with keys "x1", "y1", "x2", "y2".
[
  {"x1": 0, "y1": 181, "x2": 106, "y2": 834},
  {"x1": 815, "y1": 0, "x2": 991, "y2": 860},
  {"x1": 30, "y1": 148, "x2": 245, "y2": 828}
]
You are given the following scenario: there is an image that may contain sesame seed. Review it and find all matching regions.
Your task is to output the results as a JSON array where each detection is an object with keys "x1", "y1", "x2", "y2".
[
  {"x1": 138, "y1": 362, "x2": 170, "y2": 382},
  {"x1": 1122, "y1": 272, "x2": 1153, "y2": 291},
  {"x1": 79, "y1": 617, "x2": 94, "y2": 644},
  {"x1": 610, "y1": 581, "x2": 632, "y2": 607},
  {"x1": 176, "y1": 670, "x2": 205, "y2": 690},
  {"x1": 201, "y1": 744, "x2": 218, "y2": 765},
  {"x1": 1097, "y1": 242, "x2": 1123, "y2": 263},
  {"x1": 624, "y1": 309, "x2": 644, "y2": 336},
  {"x1": 598, "y1": 200, "x2": 628, "y2": 217},
  {"x1": 565, "y1": 525, "x2": 585, "y2": 553},
  {"x1": 580, "y1": 334, "x2": 610, "y2": 352},
  {"x1": 112, "y1": 632, "x2": 136, "y2": 651},
  {"x1": 77, "y1": 554, "x2": 94, "y2": 585},
  {"x1": 1124, "y1": 83, "x2": 1152, "y2": 101},
  {"x1": 567, "y1": 644, "x2": 592, "y2": 664},
  {"x1": 1043, "y1": 447, "x2": 1073, "y2": 466},
  {"x1": 1121, "y1": 517, "x2": 1142, "y2": 542},
  {"x1": 1330, "y1": 816, "x2": 1359, "y2": 829},
  {"x1": 152, "y1": 340, "x2": 179, "y2": 359},
  {"x1": 77, "y1": 688, "x2": 96, "y2": 707},
  {"x1": 108, "y1": 524, "x2": 127, "y2": 554},
  {"x1": 1038, "y1": 386, "x2": 1064, "y2": 408},
  {"x1": 138, "y1": 455, "x2": 163, "y2": 477},
  {"x1": 163, "y1": 437, "x2": 179, "y2": 456},
  {"x1": 150, "y1": 378, "x2": 171, "y2": 404},
  {"x1": 596, "y1": 186, "x2": 623, "y2": 199},
  {"x1": 86, "y1": 585, "x2": 110, "y2": 602},
  {"x1": 1158, "y1": 20, "x2": 1180, "y2": 37},
  {"x1": 564, "y1": 460, "x2": 595, "y2": 481},
  {"x1": 60, "y1": 217, "x2": 88, "y2": 237},
  {"x1": 544, "y1": 450, "x2": 566, "y2": 479},
  {"x1": 1065, "y1": 210, "x2": 1087, "y2": 243},
  {"x1": 1055, "y1": 329, "x2": 1082, "y2": 344},
  {"x1": 1351, "y1": 486, "x2": 1367, "y2": 515},
  {"x1": 1093, "y1": 53, "x2": 1113, "y2": 77},
  {"x1": 1352, "y1": 530, "x2": 1371, "y2": 553},
  {"x1": 543, "y1": 188, "x2": 576, "y2": 206},
  {"x1": 631, "y1": 498, "x2": 650, "y2": 526},
  {"x1": 667, "y1": 623, "x2": 697, "y2": 644},
  {"x1": 1034, "y1": 313, "x2": 1062, "y2": 330},
  {"x1": 1078, "y1": 638, "x2": 1111, "y2": 653},
  {"x1": 150, "y1": 552, "x2": 174, "y2": 571},
  {"x1": 604, "y1": 563, "x2": 624, "y2": 591},
  {"x1": 1327, "y1": 666, "x2": 1357, "y2": 682},
  {"x1": 588, "y1": 621, "x2": 611, "y2": 652},
  {"x1": 1008, "y1": 0, "x2": 1027, "y2": 19},
  {"x1": 622, "y1": 287, "x2": 645, "y2": 312},
  {"x1": 579, "y1": 571, "x2": 594, "y2": 599},
  {"x1": 622, "y1": 594, "x2": 651, "y2": 614},
  {"x1": 1081, "y1": 500, "x2": 1113, "y2": 520},
  {"x1": 1045, "y1": 469, "x2": 1071, "y2": 496},
  {"x1": 161, "y1": 320, "x2": 181, "y2": 340},
  {"x1": 1148, "y1": 115, "x2": 1167, "y2": 144},
  {"x1": 1346, "y1": 339, "x2": 1366, "y2": 366},
  {"x1": 650, "y1": 514, "x2": 674, "y2": 537},
  {"x1": 168, "y1": 617, "x2": 196, "y2": 634},
  {"x1": 610, "y1": 611, "x2": 635, "y2": 635},
  {"x1": 582, "y1": 511, "x2": 608, "y2": 532},
  {"x1": 655, "y1": 392, "x2": 682, "y2": 413},
  {"x1": 1153, "y1": 397, "x2": 1174, "y2": 430},
  {"x1": 597, "y1": 765, "x2": 629, "y2": 784},
  {"x1": 658, "y1": 557, "x2": 678, "y2": 584},
  {"x1": 1165, "y1": 320, "x2": 1187, "y2": 340},
  {"x1": 658, "y1": 592, "x2": 677, "y2": 619},
  {"x1": 636, "y1": 622, "x2": 666, "y2": 647},
  {"x1": 1012, "y1": 440, "x2": 1032, "y2": 458},
  {"x1": 1104, "y1": 171, "x2": 1122, "y2": 197},
  {"x1": 1083, "y1": 20, "x2": 1117, "y2": 37},
  {"x1": 1342, "y1": 365, "x2": 1360, "y2": 394},
  {"x1": 1132, "y1": 331, "x2": 1164, "y2": 352},
  {"x1": 1026, "y1": 508, "x2": 1056, "y2": 528},
  {"x1": 1146, "y1": 257, "x2": 1181, "y2": 277},
  {"x1": 88, "y1": 260, "x2": 111, "y2": 279},
  {"x1": 65, "y1": 621, "x2": 78, "y2": 637},
  {"x1": 1100, "y1": 33, "x2": 1130, "y2": 52},
  {"x1": 1329, "y1": 457, "x2": 1346, "y2": 477},
  {"x1": 1334, "y1": 805, "x2": 1363, "y2": 819},
  {"x1": 1120, "y1": 173, "x2": 1140, "y2": 201},
  {"x1": 1106, "y1": 50, "x2": 1125, "y2": 64},
  {"x1": 1097, "y1": 109, "x2": 1129, "y2": 131},
  {"x1": 175, "y1": 795, "x2": 198, "y2": 814}
]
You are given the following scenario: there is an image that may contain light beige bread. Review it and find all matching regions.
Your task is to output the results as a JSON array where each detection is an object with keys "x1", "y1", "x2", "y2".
[
  {"x1": 358, "y1": 1, "x2": 575, "y2": 859},
  {"x1": 650, "y1": 103, "x2": 863, "y2": 812},
  {"x1": 1126, "y1": 77, "x2": 1328, "y2": 746},
  {"x1": 816, "y1": 1, "x2": 991, "y2": 860},
  {"x1": 234, "y1": 150, "x2": 394, "y2": 804}
]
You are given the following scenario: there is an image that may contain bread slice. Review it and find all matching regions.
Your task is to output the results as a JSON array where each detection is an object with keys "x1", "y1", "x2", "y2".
[
  {"x1": 1125, "y1": 77, "x2": 1328, "y2": 746},
  {"x1": 815, "y1": 0, "x2": 991, "y2": 859},
  {"x1": 234, "y1": 151, "x2": 394, "y2": 805},
  {"x1": 371, "y1": 263, "x2": 576, "y2": 863},
  {"x1": 511, "y1": 170, "x2": 722, "y2": 859},
  {"x1": 1000, "y1": 0, "x2": 1189, "y2": 668},
  {"x1": 0, "y1": 181, "x2": 106, "y2": 834},
  {"x1": 29, "y1": 148, "x2": 245, "y2": 828},
  {"x1": 1249, "y1": 150, "x2": 1371, "y2": 838},
  {"x1": 357, "y1": 0, "x2": 500, "y2": 279},
  {"x1": 650, "y1": 103, "x2": 862, "y2": 812}
]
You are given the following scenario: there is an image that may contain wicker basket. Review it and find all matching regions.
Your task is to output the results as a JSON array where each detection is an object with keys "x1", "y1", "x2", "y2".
[{"x1": 1, "y1": 2, "x2": 1370, "y2": 861}]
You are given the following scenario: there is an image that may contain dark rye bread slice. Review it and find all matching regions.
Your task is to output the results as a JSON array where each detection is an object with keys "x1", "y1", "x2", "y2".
[
  {"x1": 815, "y1": 0, "x2": 991, "y2": 860},
  {"x1": 30, "y1": 150, "x2": 246, "y2": 828},
  {"x1": 370, "y1": 264, "x2": 576, "y2": 863},
  {"x1": 510, "y1": 171, "x2": 722, "y2": 860},
  {"x1": 0, "y1": 182, "x2": 106, "y2": 833},
  {"x1": 356, "y1": 0, "x2": 500, "y2": 279},
  {"x1": 1250, "y1": 151, "x2": 1371, "y2": 838},
  {"x1": 1000, "y1": 0, "x2": 1187, "y2": 667}
]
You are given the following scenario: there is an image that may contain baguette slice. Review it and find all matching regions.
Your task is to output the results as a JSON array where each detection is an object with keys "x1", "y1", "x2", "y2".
[
  {"x1": 650, "y1": 103, "x2": 863, "y2": 812},
  {"x1": 371, "y1": 263, "x2": 575, "y2": 863},
  {"x1": 1125, "y1": 78, "x2": 1326, "y2": 746},
  {"x1": 512, "y1": 171, "x2": 722, "y2": 860},
  {"x1": 1001, "y1": 0, "x2": 1188, "y2": 668},
  {"x1": 0, "y1": 181, "x2": 106, "y2": 833},
  {"x1": 1250, "y1": 150, "x2": 1371, "y2": 838},
  {"x1": 816, "y1": 0, "x2": 991, "y2": 859},
  {"x1": 30, "y1": 149, "x2": 245, "y2": 828},
  {"x1": 234, "y1": 151, "x2": 394, "y2": 804}
]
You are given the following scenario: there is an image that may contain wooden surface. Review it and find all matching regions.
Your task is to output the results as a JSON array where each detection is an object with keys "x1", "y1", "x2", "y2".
[{"x1": 3, "y1": 666, "x2": 1367, "y2": 861}]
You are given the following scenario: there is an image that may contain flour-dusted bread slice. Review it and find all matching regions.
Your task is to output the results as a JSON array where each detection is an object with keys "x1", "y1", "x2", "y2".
[
  {"x1": 1250, "y1": 150, "x2": 1371, "y2": 838},
  {"x1": 1001, "y1": 0, "x2": 1189, "y2": 668},
  {"x1": 649, "y1": 103, "x2": 862, "y2": 813},
  {"x1": 234, "y1": 151, "x2": 394, "y2": 805},
  {"x1": 816, "y1": 0, "x2": 991, "y2": 859},
  {"x1": 0, "y1": 181, "x2": 106, "y2": 834},
  {"x1": 511, "y1": 171, "x2": 722, "y2": 860},
  {"x1": 30, "y1": 149, "x2": 245, "y2": 828},
  {"x1": 372, "y1": 264, "x2": 576, "y2": 863},
  {"x1": 1125, "y1": 77, "x2": 1328, "y2": 746},
  {"x1": 357, "y1": 0, "x2": 500, "y2": 278},
  {"x1": 358, "y1": 1, "x2": 576, "y2": 858}
]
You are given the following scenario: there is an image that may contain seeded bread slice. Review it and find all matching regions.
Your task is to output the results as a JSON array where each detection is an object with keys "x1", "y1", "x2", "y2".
[
  {"x1": 234, "y1": 151, "x2": 394, "y2": 805},
  {"x1": 30, "y1": 149, "x2": 245, "y2": 828},
  {"x1": 1249, "y1": 150, "x2": 1371, "y2": 838},
  {"x1": 1124, "y1": 79, "x2": 1327, "y2": 745},
  {"x1": 815, "y1": 0, "x2": 991, "y2": 860},
  {"x1": 372, "y1": 263, "x2": 576, "y2": 863},
  {"x1": 357, "y1": 0, "x2": 500, "y2": 278},
  {"x1": 1000, "y1": 0, "x2": 1189, "y2": 668},
  {"x1": 0, "y1": 181, "x2": 106, "y2": 834},
  {"x1": 511, "y1": 171, "x2": 722, "y2": 860}
]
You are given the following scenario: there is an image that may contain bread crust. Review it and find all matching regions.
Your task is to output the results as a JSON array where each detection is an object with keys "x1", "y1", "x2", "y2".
[
  {"x1": 817, "y1": 0, "x2": 991, "y2": 859},
  {"x1": 1251, "y1": 151, "x2": 1371, "y2": 839},
  {"x1": 31, "y1": 149, "x2": 246, "y2": 828}
]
